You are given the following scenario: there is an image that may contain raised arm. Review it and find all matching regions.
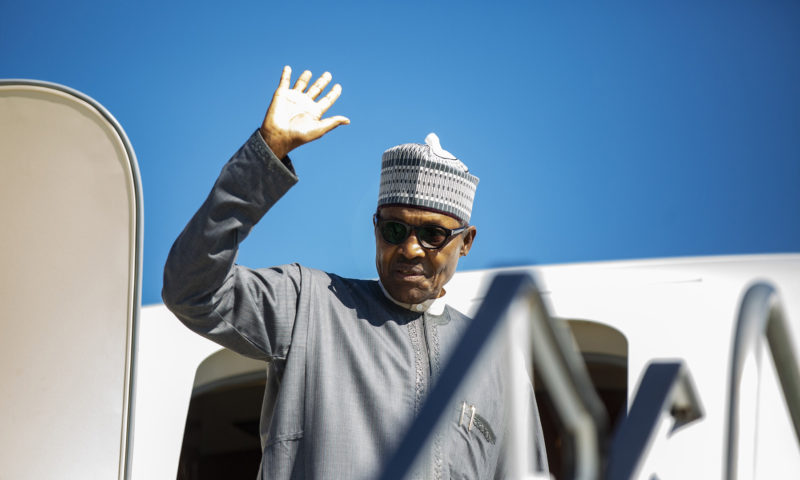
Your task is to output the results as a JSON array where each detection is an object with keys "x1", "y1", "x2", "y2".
[{"x1": 162, "y1": 67, "x2": 348, "y2": 359}]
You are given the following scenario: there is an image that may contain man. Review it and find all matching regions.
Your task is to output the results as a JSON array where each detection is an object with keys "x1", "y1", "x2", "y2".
[{"x1": 163, "y1": 66, "x2": 547, "y2": 479}]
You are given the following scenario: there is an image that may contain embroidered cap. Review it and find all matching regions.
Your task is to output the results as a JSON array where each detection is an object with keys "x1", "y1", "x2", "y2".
[{"x1": 378, "y1": 133, "x2": 479, "y2": 224}]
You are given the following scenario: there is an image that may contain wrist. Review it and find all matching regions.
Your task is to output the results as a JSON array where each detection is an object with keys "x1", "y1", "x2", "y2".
[{"x1": 259, "y1": 125, "x2": 290, "y2": 160}]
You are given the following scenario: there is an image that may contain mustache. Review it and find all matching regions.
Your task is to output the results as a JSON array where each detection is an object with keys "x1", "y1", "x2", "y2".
[{"x1": 392, "y1": 260, "x2": 426, "y2": 274}]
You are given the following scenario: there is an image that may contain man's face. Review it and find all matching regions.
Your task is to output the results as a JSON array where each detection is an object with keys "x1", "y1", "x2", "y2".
[{"x1": 375, "y1": 206, "x2": 476, "y2": 305}]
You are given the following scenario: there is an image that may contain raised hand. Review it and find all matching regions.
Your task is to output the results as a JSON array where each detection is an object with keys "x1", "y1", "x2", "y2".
[{"x1": 259, "y1": 66, "x2": 350, "y2": 159}]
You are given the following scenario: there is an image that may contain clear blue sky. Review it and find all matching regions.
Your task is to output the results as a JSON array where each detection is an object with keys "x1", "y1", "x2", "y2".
[{"x1": 3, "y1": 1, "x2": 799, "y2": 305}]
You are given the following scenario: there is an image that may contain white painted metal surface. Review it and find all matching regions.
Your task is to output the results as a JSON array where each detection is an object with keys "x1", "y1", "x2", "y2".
[{"x1": 0, "y1": 81, "x2": 141, "y2": 480}]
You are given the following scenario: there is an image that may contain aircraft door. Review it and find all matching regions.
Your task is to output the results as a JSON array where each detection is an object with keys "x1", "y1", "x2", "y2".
[{"x1": 0, "y1": 81, "x2": 141, "y2": 480}]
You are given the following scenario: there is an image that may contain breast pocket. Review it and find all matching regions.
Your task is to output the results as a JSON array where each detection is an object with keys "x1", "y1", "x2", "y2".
[{"x1": 443, "y1": 400, "x2": 502, "y2": 479}]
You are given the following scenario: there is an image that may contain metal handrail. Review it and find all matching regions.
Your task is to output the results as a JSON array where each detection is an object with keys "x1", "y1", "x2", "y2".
[
  {"x1": 606, "y1": 361, "x2": 704, "y2": 479},
  {"x1": 377, "y1": 272, "x2": 607, "y2": 480},
  {"x1": 725, "y1": 283, "x2": 800, "y2": 480},
  {"x1": 524, "y1": 277, "x2": 609, "y2": 480}
]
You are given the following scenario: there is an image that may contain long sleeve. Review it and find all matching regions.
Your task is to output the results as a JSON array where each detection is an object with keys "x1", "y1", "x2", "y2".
[{"x1": 162, "y1": 130, "x2": 302, "y2": 360}]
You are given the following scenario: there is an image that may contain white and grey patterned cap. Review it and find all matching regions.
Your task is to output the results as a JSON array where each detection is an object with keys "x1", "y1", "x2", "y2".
[{"x1": 378, "y1": 133, "x2": 479, "y2": 224}]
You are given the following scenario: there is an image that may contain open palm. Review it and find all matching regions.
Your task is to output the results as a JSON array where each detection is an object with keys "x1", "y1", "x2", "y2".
[{"x1": 260, "y1": 66, "x2": 350, "y2": 159}]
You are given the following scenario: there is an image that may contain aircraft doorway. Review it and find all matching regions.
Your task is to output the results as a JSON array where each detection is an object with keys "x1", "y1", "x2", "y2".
[{"x1": 177, "y1": 350, "x2": 266, "y2": 480}]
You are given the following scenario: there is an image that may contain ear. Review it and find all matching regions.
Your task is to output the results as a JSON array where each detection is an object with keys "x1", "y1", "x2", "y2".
[{"x1": 459, "y1": 226, "x2": 477, "y2": 257}]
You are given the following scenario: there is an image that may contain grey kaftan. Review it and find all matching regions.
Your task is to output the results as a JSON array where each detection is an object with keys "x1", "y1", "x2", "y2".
[{"x1": 162, "y1": 131, "x2": 547, "y2": 479}]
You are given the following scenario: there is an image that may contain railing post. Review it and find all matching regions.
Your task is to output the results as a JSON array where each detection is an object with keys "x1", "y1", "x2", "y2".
[
  {"x1": 725, "y1": 282, "x2": 800, "y2": 480},
  {"x1": 524, "y1": 283, "x2": 608, "y2": 480},
  {"x1": 606, "y1": 361, "x2": 703, "y2": 480}
]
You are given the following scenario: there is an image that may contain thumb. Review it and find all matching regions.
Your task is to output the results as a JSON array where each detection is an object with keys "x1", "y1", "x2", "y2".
[{"x1": 316, "y1": 116, "x2": 351, "y2": 136}]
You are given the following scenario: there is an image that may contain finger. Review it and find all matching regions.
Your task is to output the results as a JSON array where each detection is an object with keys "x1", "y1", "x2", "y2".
[
  {"x1": 306, "y1": 71, "x2": 332, "y2": 100},
  {"x1": 316, "y1": 116, "x2": 351, "y2": 135},
  {"x1": 277, "y1": 65, "x2": 292, "y2": 90},
  {"x1": 293, "y1": 70, "x2": 312, "y2": 91},
  {"x1": 316, "y1": 83, "x2": 342, "y2": 114}
]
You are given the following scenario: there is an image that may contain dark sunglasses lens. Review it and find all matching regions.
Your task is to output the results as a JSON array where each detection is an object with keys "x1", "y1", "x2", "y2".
[
  {"x1": 417, "y1": 226, "x2": 448, "y2": 248},
  {"x1": 380, "y1": 221, "x2": 410, "y2": 245}
]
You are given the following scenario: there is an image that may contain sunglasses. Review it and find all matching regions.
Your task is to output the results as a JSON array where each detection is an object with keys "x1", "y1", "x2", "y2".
[{"x1": 373, "y1": 214, "x2": 468, "y2": 250}]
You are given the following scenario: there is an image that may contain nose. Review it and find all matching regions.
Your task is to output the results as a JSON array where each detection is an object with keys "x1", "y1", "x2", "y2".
[{"x1": 397, "y1": 230, "x2": 425, "y2": 259}]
